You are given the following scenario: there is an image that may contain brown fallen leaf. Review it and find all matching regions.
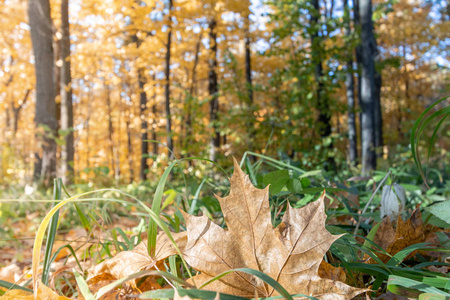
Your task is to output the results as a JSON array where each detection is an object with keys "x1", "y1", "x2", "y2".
[
  {"x1": 85, "y1": 231, "x2": 186, "y2": 295},
  {"x1": 0, "y1": 281, "x2": 70, "y2": 300},
  {"x1": 180, "y1": 159, "x2": 367, "y2": 299},
  {"x1": 368, "y1": 207, "x2": 436, "y2": 263},
  {"x1": 318, "y1": 260, "x2": 346, "y2": 283},
  {"x1": 0, "y1": 264, "x2": 22, "y2": 291}
]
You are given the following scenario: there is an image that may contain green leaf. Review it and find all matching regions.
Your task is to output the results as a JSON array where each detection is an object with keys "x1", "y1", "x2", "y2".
[
  {"x1": 300, "y1": 177, "x2": 311, "y2": 188},
  {"x1": 419, "y1": 293, "x2": 450, "y2": 300},
  {"x1": 287, "y1": 178, "x2": 303, "y2": 193},
  {"x1": 73, "y1": 269, "x2": 95, "y2": 300},
  {"x1": 387, "y1": 275, "x2": 450, "y2": 298},
  {"x1": 263, "y1": 170, "x2": 290, "y2": 194},
  {"x1": 425, "y1": 200, "x2": 450, "y2": 225}
]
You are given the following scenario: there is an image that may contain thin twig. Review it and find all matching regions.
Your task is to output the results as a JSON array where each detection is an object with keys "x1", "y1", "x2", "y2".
[{"x1": 353, "y1": 170, "x2": 392, "y2": 235}]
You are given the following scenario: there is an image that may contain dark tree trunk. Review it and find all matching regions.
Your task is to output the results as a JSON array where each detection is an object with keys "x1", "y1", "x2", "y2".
[
  {"x1": 132, "y1": 34, "x2": 149, "y2": 180},
  {"x1": 245, "y1": 19, "x2": 253, "y2": 105},
  {"x1": 85, "y1": 85, "x2": 92, "y2": 169},
  {"x1": 311, "y1": 0, "x2": 334, "y2": 170},
  {"x1": 138, "y1": 70, "x2": 149, "y2": 180},
  {"x1": 343, "y1": 0, "x2": 358, "y2": 164},
  {"x1": 245, "y1": 14, "x2": 256, "y2": 153},
  {"x1": 164, "y1": 0, "x2": 174, "y2": 156},
  {"x1": 372, "y1": 37, "x2": 383, "y2": 154},
  {"x1": 184, "y1": 32, "x2": 202, "y2": 152},
  {"x1": 60, "y1": 0, "x2": 74, "y2": 183},
  {"x1": 359, "y1": 0, "x2": 377, "y2": 175},
  {"x1": 354, "y1": 0, "x2": 362, "y2": 135},
  {"x1": 151, "y1": 74, "x2": 158, "y2": 156},
  {"x1": 126, "y1": 104, "x2": 134, "y2": 182},
  {"x1": 311, "y1": 0, "x2": 331, "y2": 138},
  {"x1": 12, "y1": 89, "x2": 31, "y2": 134},
  {"x1": 106, "y1": 86, "x2": 116, "y2": 176},
  {"x1": 28, "y1": 0, "x2": 57, "y2": 185},
  {"x1": 208, "y1": 18, "x2": 220, "y2": 162}
]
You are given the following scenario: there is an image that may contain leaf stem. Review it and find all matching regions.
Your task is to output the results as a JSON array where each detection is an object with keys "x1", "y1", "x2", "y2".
[{"x1": 353, "y1": 170, "x2": 392, "y2": 235}]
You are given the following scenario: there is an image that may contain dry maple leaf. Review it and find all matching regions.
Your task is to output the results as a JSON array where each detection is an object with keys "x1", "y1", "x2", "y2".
[
  {"x1": 84, "y1": 231, "x2": 186, "y2": 297},
  {"x1": 368, "y1": 207, "x2": 436, "y2": 263},
  {"x1": 180, "y1": 159, "x2": 367, "y2": 299}
]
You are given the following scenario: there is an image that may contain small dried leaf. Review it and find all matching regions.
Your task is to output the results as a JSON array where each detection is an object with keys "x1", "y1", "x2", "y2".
[
  {"x1": 368, "y1": 207, "x2": 435, "y2": 263},
  {"x1": 85, "y1": 231, "x2": 186, "y2": 295},
  {"x1": 0, "y1": 264, "x2": 21, "y2": 288},
  {"x1": 318, "y1": 260, "x2": 346, "y2": 283},
  {"x1": 0, "y1": 282, "x2": 70, "y2": 300}
]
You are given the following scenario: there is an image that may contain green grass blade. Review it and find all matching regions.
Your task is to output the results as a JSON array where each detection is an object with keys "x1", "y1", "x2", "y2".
[
  {"x1": 410, "y1": 97, "x2": 449, "y2": 186},
  {"x1": 240, "y1": 151, "x2": 307, "y2": 175},
  {"x1": 96, "y1": 270, "x2": 192, "y2": 299},
  {"x1": 139, "y1": 288, "x2": 247, "y2": 300},
  {"x1": 387, "y1": 275, "x2": 450, "y2": 298},
  {"x1": 169, "y1": 255, "x2": 180, "y2": 289},
  {"x1": 244, "y1": 156, "x2": 258, "y2": 186},
  {"x1": 147, "y1": 157, "x2": 229, "y2": 257},
  {"x1": 387, "y1": 243, "x2": 433, "y2": 266},
  {"x1": 31, "y1": 188, "x2": 193, "y2": 291},
  {"x1": 419, "y1": 293, "x2": 450, "y2": 300},
  {"x1": 42, "y1": 178, "x2": 62, "y2": 285},
  {"x1": 198, "y1": 268, "x2": 312, "y2": 300},
  {"x1": 73, "y1": 269, "x2": 95, "y2": 300},
  {"x1": 0, "y1": 279, "x2": 33, "y2": 293},
  {"x1": 50, "y1": 244, "x2": 84, "y2": 271},
  {"x1": 426, "y1": 112, "x2": 448, "y2": 165},
  {"x1": 189, "y1": 179, "x2": 206, "y2": 215}
]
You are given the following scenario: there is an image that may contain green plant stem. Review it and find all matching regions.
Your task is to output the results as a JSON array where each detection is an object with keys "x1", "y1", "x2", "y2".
[{"x1": 353, "y1": 170, "x2": 391, "y2": 235}]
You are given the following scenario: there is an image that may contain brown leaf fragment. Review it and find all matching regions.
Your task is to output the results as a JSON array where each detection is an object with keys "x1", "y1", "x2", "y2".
[
  {"x1": 85, "y1": 231, "x2": 186, "y2": 295},
  {"x1": 387, "y1": 208, "x2": 429, "y2": 257},
  {"x1": 374, "y1": 291, "x2": 410, "y2": 300},
  {"x1": 368, "y1": 207, "x2": 436, "y2": 263},
  {"x1": 372, "y1": 217, "x2": 396, "y2": 251},
  {"x1": 0, "y1": 282, "x2": 71, "y2": 300},
  {"x1": 0, "y1": 264, "x2": 21, "y2": 291},
  {"x1": 181, "y1": 159, "x2": 367, "y2": 299},
  {"x1": 318, "y1": 260, "x2": 346, "y2": 283}
]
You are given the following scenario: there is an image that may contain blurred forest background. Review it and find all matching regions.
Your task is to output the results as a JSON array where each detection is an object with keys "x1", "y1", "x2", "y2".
[{"x1": 0, "y1": 0, "x2": 448, "y2": 187}]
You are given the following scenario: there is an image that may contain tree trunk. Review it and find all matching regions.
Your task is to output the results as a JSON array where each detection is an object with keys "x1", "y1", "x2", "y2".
[
  {"x1": 126, "y1": 105, "x2": 134, "y2": 182},
  {"x1": 373, "y1": 37, "x2": 383, "y2": 154},
  {"x1": 245, "y1": 14, "x2": 256, "y2": 153},
  {"x1": 164, "y1": 0, "x2": 174, "y2": 156},
  {"x1": 343, "y1": 0, "x2": 358, "y2": 164},
  {"x1": 28, "y1": 0, "x2": 57, "y2": 185},
  {"x1": 359, "y1": 0, "x2": 377, "y2": 175},
  {"x1": 106, "y1": 86, "x2": 116, "y2": 176},
  {"x1": 138, "y1": 70, "x2": 149, "y2": 180},
  {"x1": 184, "y1": 32, "x2": 202, "y2": 153},
  {"x1": 311, "y1": 0, "x2": 334, "y2": 169},
  {"x1": 208, "y1": 18, "x2": 220, "y2": 162},
  {"x1": 354, "y1": 0, "x2": 363, "y2": 139},
  {"x1": 130, "y1": 31, "x2": 150, "y2": 180},
  {"x1": 151, "y1": 74, "x2": 158, "y2": 156},
  {"x1": 12, "y1": 89, "x2": 31, "y2": 134},
  {"x1": 85, "y1": 85, "x2": 92, "y2": 169},
  {"x1": 60, "y1": 0, "x2": 74, "y2": 183}
]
